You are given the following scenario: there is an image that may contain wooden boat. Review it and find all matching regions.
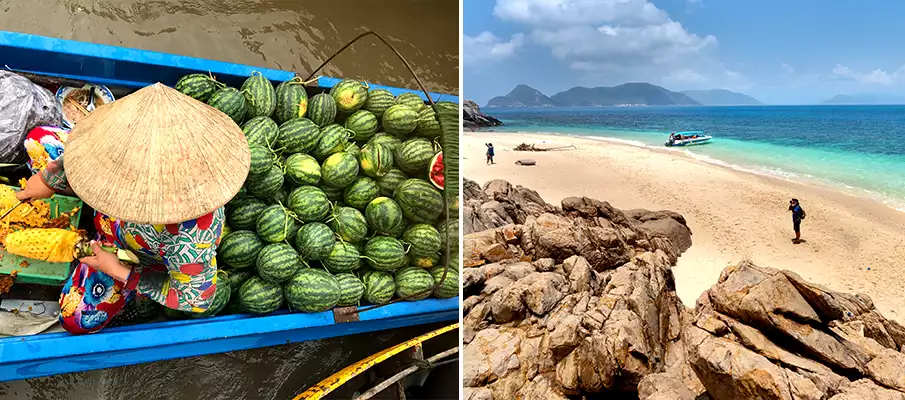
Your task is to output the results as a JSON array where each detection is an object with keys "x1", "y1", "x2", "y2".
[
  {"x1": 665, "y1": 131, "x2": 712, "y2": 147},
  {"x1": 0, "y1": 30, "x2": 459, "y2": 382}
]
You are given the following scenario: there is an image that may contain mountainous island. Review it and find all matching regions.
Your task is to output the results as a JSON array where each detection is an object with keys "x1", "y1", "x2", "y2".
[
  {"x1": 485, "y1": 83, "x2": 763, "y2": 107},
  {"x1": 821, "y1": 93, "x2": 905, "y2": 105}
]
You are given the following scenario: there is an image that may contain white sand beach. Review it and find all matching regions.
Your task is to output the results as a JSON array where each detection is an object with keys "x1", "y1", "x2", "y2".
[{"x1": 464, "y1": 131, "x2": 905, "y2": 321}]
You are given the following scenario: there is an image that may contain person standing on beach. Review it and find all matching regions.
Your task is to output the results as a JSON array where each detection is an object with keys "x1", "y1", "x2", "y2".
[
  {"x1": 789, "y1": 198, "x2": 806, "y2": 243},
  {"x1": 486, "y1": 143, "x2": 495, "y2": 165}
]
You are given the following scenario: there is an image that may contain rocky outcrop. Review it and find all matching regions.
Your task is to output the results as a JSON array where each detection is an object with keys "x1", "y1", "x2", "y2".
[
  {"x1": 463, "y1": 178, "x2": 905, "y2": 399},
  {"x1": 464, "y1": 100, "x2": 503, "y2": 131}
]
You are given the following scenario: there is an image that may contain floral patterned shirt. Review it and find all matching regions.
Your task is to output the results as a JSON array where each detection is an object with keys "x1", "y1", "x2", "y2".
[{"x1": 41, "y1": 155, "x2": 222, "y2": 313}]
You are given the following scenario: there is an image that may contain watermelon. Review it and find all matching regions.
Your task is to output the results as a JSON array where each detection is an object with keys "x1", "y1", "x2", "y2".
[
  {"x1": 256, "y1": 243, "x2": 301, "y2": 283},
  {"x1": 345, "y1": 141, "x2": 361, "y2": 160},
  {"x1": 394, "y1": 266, "x2": 434, "y2": 301},
  {"x1": 436, "y1": 218, "x2": 459, "y2": 254},
  {"x1": 330, "y1": 79, "x2": 368, "y2": 113},
  {"x1": 274, "y1": 78, "x2": 309, "y2": 124},
  {"x1": 219, "y1": 230, "x2": 264, "y2": 269},
  {"x1": 313, "y1": 124, "x2": 350, "y2": 161},
  {"x1": 238, "y1": 276, "x2": 284, "y2": 314},
  {"x1": 344, "y1": 110, "x2": 378, "y2": 142},
  {"x1": 364, "y1": 236, "x2": 406, "y2": 271},
  {"x1": 334, "y1": 273, "x2": 365, "y2": 306},
  {"x1": 175, "y1": 73, "x2": 222, "y2": 102},
  {"x1": 227, "y1": 198, "x2": 267, "y2": 230},
  {"x1": 395, "y1": 92, "x2": 426, "y2": 112},
  {"x1": 308, "y1": 93, "x2": 337, "y2": 127},
  {"x1": 363, "y1": 89, "x2": 395, "y2": 118},
  {"x1": 186, "y1": 270, "x2": 231, "y2": 318},
  {"x1": 428, "y1": 151, "x2": 444, "y2": 189},
  {"x1": 359, "y1": 143, "x2": 394, "y2": 179},
  {"x1": 344, "y1": 177, "x2": 379, "y2": 210},
  {"x1": 277, "y1": 118, "x2": 321, "y2": 154},
  {"x1": 329, "y1": 206, "x2": 368, "y2": 244},
  {"x1": 262, "y1": 185, "x2": 289, "y2": 206},
  {"x1": 429, "y1": 266, "x2": 458, "y2": 299},
  {"x1": 241, "y1": 71, "x2": 276, "y2": 118},
  {"x1": 285, "y1": 153, "x2": 322, "y2": 186},
  {"x1": 395, "y1": 138, "x2": 435, "y2": 176},
  {"x1": 323, "y1": 242, "x2": 361, "y2": 273},
  {"x1": 414, "y1": 106, "x2": 441, "y2": 139},
  {"x1": 321, "y1": 184, "x2": 345, "y2": 202},
  {"x1": 256, "y1": 205, "x2": 294, "y2": 243},
  {"x1": 221, "y1": 223, "x2": 233, "y2": 238},
  {"x1": 362, "y1": 270, "x2": 395, "y2": 305},
  {"x1": 402, "y1": 223, "x2": 442, "y2": 268},
  {"x1": 369, "y1": 132, "x2": 403, "y2": 152},
  {"x1": 242, "y1": 116, "x2": 280, "y2": 147},
  {"x1": 225, "y1": 268, "x2": 255, "y2": 297},
  {"x1": 382, "y1": 104, "x2": 418, "y2": 136},
  {"x1": 288, "y1": 185, "x2": 332, "y2": 222},
  {"x1": 248, "y1": 144, "x2": 274, "y2": 177},
  {"x1": 295, "y1": 222, "x2": 336, "y2": 260},
  {"x1": 247, "y1": 166, "x2": 284, "y2": 199},
  {"x1": 376, "y1": 168, "x2": 408, "y2": 197},
  {"x1": 394, "y1": 178, "x2": 444, "y2": 224},
  {"x1": 321, "y1": 152, "x2": 360, "y2": 188},
  {"x1": 284, "y1": 268, "x2": 340, "y2": 313},
  {"x1": 365, "y1": 197, "x2": 405, "y2": 236},
  {"x1": 208, "y1": 87, "x2": 247, "y2": 124}
]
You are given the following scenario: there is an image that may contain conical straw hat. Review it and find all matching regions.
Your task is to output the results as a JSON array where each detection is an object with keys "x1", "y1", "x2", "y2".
[{"x1": 64, "y1": 83, "x2": 250, "y2": 224}]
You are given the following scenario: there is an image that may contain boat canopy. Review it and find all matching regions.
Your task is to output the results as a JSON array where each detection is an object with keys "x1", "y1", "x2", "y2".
[{"x1": 674, "y1": 131, "x2": 704, "y2": 136}]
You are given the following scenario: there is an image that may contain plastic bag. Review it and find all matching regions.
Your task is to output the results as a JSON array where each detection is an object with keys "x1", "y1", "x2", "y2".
[{"x1": 0, "y1": 70, "x2": 62, "y2": 164}]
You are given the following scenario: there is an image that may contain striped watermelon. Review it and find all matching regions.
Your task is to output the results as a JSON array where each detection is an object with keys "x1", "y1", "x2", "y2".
[
  {"x1": 247, "y1": 165, "x2": 284, "y2": 199},
  {"x1": 241, "y1": 71, "x2": 276, "y2": 118},
  {"x1": 364, "y1": 197, "x2": 405, "y2": 236},
  {"x1": 393, "y1": 179, "x2": 444, "y2": 224},
  {"x1": 248, "y1": 144, "x2": 274, "y2": 177},
  {"x1": 414, "y1": 106, "x2": 441, "y2": 139},
  {"x1": 368, "y1": 132, "x2": 403, "y2": 152},
  {"x1": 428, "y1": 266, "x2": 458, "y2": 299},
  {"x1": 208, "y1": 87, "x2": 247, "y2": 124},
  {"x1": 224, "y1": 268, "x2": 255, "y2": 297},
  {"x1": 345, "y1": 141, "x2": 361, "y2": 160},
  {"x1": 256, "y1": 205, "x2": 294, "y2": 243},
  {"x1": 363, "y1": 89, "x2": 395, "y2": 118},
  {"x1": 313, "y1": 124, "x2": 350, "y2": 161},
  {"x1": 330, "y1": 79, "x2": 368, "y2": 113},
  {"x1": 394, "y1": 266, "x2": 434, "y2": 301},
  {"x1": 238, "y1": 276, "x2": 283, "y2": 314},
  {"x1": 219, "y1": 230, "x2": 265, "y2": 269},
  {"x1": 307, "y1": 93, "x2": 337, "y2": 127},
  {"x1": 395, "y1": 92, "x2": 426, "y2": 112},
  {"x1": 382, "y1": 104, "x2": 418, "y2": 136},
  {"x1": 343, "y1": 177, "x2": 379, "y2": 210},
  {"x1": 359, "y1": 143, "x2": 394, "y2": 179},
  {"x1": 334, "y1": 273, "x2": 365, "y2": 306},
  {"x1": 256, "y1": 243, "x2": 301, "y2": 283},
  {"x1": 295, "y1": 222, "x2": 336, "y2": 260},
  {"x1": 436, "y1": 218, "x2": 459, "y2": 254},
  {"x1": 288, "y1": 185, "x2": 332, "y2": 222},
  {"x1": 321, "y1": 152, "x2": 360, "y2": 188},
  {"x1": 362, "y1": 270, "x2": 395, "y2": 305},
  {"x1": 376, "y1": 168, "x2": 408, "y2": 197},
  {"x1": 395, "y1": 138, "x2": 435, "y2": 176},
  {"x1": 329, "y1": 206, "x2": 368, "y2": 244},
  {"x1": 364, "y1": 236, "x2": 406, "y2": 271},
  {"x1": 227, "y1": 198, "x2": 267, "y2": 230},
  {"x1": 175, "y1": 73, "x2": 222, "y2": 102},
  {"x1": 277, "y1": 118, "x2": 321, "y2": 154},
  {"x1": 285, "y1": 153, "x2": 322, "y2": 186},
  {"x1": 323, "y1": 242, "x2": 361, "y2": 273},
  {"x1": 402, "y1": 223, "x2": 442, "y2": 268},
  {"x1": 274, "y1": 78, "x2": 309, "y2": 124},
  {"x1": 262, "y1": 185, "x2": 289, "y2": 206},
  {"x1": 321, "y1": 184, "x2": 345, "y2": 202},
  {"x1": 284, "y1": 268, "x2": 340, "y2": 313},
  {"x1": 344, "y1": 110, "x2": 378, "y2": 142},
  {"x1": 242, "y1": 116, "x2": 280, "y2": 147}
]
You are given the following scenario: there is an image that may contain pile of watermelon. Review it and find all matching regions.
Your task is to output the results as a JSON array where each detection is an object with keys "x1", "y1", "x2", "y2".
[{"x1": 170, "y1": 72, "x2": 459, "y2": 317}]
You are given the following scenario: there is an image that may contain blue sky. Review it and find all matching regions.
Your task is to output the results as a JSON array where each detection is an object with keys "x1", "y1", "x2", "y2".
[{"x1": 464, "y1": 0, "x2": 905, "y2": 105}]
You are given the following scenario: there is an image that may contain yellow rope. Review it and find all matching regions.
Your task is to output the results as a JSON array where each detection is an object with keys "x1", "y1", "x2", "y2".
[{"x1": 293, "y1": 322, "x2": 458, "y2": 400}]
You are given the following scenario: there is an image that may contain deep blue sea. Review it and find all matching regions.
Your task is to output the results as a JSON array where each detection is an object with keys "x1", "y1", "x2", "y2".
[{"x1": 487, "y1": 105, "x2": 905, "y2": 211}]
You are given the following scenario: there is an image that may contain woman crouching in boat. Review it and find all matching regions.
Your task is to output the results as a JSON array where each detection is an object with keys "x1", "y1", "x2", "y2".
[{"x1": 16, "y1": 83, "x2": 249, "y2": 334}]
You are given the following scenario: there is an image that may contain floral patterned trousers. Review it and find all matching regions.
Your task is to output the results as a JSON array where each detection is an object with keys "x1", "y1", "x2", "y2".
[{"x1": 59, "y1": 262, "x2": 143, "y2": 334}]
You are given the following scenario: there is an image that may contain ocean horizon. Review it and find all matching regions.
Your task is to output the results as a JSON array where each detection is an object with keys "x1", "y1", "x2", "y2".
[{"x1": 483, "y1": 105, "x2": 905, "y2": 212}]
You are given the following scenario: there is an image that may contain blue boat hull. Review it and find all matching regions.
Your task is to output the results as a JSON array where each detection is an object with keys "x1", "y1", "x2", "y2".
[{"x1": 0, "y1": 31, "x2": 460, "y2": 382}]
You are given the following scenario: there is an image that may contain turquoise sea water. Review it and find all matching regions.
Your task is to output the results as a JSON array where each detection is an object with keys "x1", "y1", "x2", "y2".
[{"x1": 488, "y1": 106, "x2": 905, "y2": 211}]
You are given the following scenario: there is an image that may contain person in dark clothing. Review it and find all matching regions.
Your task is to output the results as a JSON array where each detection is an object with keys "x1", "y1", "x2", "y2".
[
  {"x1": 789, "y1": 198, "x2": 805, "y2": 243},
  {"x1": 486, "y1": 143, "x2": 495, "y2": 165}
]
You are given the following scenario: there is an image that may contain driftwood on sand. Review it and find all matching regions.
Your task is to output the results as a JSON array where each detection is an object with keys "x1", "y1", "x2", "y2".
[
  {"x1": 513, "y1": 143, "x2": 576, "y2": 151},
  {"x1": 514, "y1": 159, "x2": 536, "y2": 166}
]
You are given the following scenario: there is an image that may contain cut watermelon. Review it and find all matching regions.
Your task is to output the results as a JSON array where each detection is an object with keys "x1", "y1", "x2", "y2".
[{"x1": 428, "y1": 151, "x2": 444, "y2": 189}]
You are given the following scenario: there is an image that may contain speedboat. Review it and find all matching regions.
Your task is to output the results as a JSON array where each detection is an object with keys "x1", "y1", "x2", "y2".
[{"x1": 665, "y1": 131, "x2": 712, "y2": 147}]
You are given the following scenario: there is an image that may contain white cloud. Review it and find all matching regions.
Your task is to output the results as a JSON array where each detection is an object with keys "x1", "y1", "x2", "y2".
[
  {"x1": 663, "y1": 69, "x2": 707, "y2": 85},
  {"x1": 463, "y1": 31, "x2": 525, "y2": 65},
  {"x1": 781, "y1": 63, "x2": 794, "y2": 75},
  {"x1": 830, "y1": 64, "x2": 898, "y2": 86}
]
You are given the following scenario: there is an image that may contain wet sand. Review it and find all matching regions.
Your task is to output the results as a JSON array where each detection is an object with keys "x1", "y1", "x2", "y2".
[{"x1": 465, "y1": 131, "x2": 905, "y2": 322}]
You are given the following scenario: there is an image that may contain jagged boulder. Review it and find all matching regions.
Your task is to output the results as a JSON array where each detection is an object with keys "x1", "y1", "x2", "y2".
[{"x1": 464, "y1": 100, "x2": 503, "y2": 131}]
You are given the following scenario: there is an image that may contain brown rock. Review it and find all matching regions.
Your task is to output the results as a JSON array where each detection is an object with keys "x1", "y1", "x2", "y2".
[
  {"x1": 482, "y1": 243, "x2": 511, "y2": 263},
  {"x1": 638, "y1": 373, "x2": 698, "y2": 400},
  {"x1": 463, "y1": 329, "x2": 522, "y2": 387}
]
